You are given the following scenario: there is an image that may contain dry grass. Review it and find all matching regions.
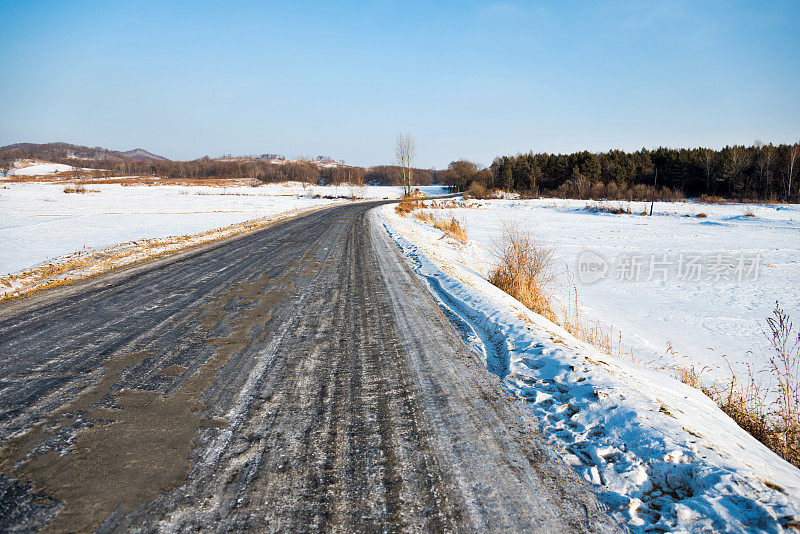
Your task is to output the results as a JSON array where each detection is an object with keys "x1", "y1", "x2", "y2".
[
  {"x1": 413, "y1": 211, "x2": 435, "y2": 224},
  {"x1": 559, "y1": 285, "x2": 640, "y2": 362},
  {"x1": 673, "y1": 302, "x2": 800, "y2": 468},
  {"x1": 394, "y1": 193, "x2": 424, "y2": 215},
  {"x1": 561, "y1": 286, "x2": 613, "y2": 354},
  {"x1": 585, "y1": 202, "x2": 632, "y2": 215},
  {"x1": 413, "y1": 211, "x2": 469, "y2": 244},
  {"x1": 698, "y1": 194, "x2": 728, "y2": 204},
  {"x1": 426, "y1": 199, "x2": 479, "y2": 210},
  {"x1": 63, "y1": 185, "x2": 89, "y2": 194},
  {"x1": 488, "y1": 225, "x2": 557, "y2": 322},
  {"x1": 486, "y1": 225, "x2": 637, "y2": 358},
  {"x1": 696, "y1": 212, "x2": 708, "y2": 218},
  {"x1": 488, "y1": 223, "x2": 800, "y2": 469},
  {"x1": 396, "y1": 195, "x2": 470, "y2": 244},
  {"x1": 433, "y1": 215, "x2": 468, "y2": 244}
]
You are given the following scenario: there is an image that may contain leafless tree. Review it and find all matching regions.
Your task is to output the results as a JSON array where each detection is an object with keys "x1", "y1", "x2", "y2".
[
  {"x1": 783, "y1": 142, "x2": 799, "y2": 201},
  {"x1": 71, "y1": 164, "x2": 83, "y2": 180},
  {"x1": 754, "y1": 140, "x2": 776, "y2": 199},
  {"x1": 448, "y1": 160, "x2": 479, "y2": 192},
  {"x1": 394, "y1": 133, "x2": 416, "y2": 196},
  {"x1": 0, "y1": 151, "x2": 16, "y2": 177},
  {"x1": 702, "y1": 148, "x2": 715, "y2": 194}
]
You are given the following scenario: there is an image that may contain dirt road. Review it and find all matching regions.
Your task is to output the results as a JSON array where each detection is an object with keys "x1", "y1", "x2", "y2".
[{"x1": 0, "y1": 202, "x2": 617, "y2": 532}]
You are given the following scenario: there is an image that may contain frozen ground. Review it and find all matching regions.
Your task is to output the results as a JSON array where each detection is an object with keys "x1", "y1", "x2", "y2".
[
  {"x1": 0, "y1": 181, "x2": 446, "y2": 276},
  {"x1": 411, "y1": 198, "x2": 800, "y2": 382},
  {"x1": 378, "y1": 203, "x2": 800, "y2": 532}
]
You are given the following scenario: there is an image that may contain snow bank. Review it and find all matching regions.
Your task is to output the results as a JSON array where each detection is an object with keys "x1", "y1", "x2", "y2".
[{"x1": 378, "y1": 204, "x2": 800, "y2": 533}]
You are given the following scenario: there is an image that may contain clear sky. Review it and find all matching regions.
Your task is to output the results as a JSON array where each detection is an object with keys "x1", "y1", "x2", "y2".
[{"x1": 1, "y1": 0, "x2": 798, "y2": 168}]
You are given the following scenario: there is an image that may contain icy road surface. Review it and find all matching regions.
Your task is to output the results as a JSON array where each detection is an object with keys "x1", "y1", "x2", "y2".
[{"x1": 0, "y1": 201, "x2": 615, "y2": 532}]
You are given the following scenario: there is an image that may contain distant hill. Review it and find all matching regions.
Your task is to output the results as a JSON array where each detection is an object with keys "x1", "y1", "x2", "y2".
[
  {"x1": 0, "y1": 142, "x2": 169, "y2": 162},
  {"x1": 119, "y1": 148, "x2": 169, "y2": 161}
]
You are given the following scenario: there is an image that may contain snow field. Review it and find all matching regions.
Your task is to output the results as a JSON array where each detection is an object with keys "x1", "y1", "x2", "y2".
[
  {"x1": 0, "y1": 182, "x2": 447, "y2": 276},
  {"x1": 7, "y1": 162, "x2": 81, "y2": 176},
  {"x1": 415, "y1": 198, "x2": 800, "y2": 383}
]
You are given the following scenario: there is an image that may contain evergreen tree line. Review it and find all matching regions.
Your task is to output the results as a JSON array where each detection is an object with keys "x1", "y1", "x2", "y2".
[{"x1": 445, "y1": 142, "x2": 799, "y2": 201}]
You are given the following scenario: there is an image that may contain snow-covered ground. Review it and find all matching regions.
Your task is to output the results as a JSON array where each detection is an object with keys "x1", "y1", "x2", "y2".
[
  {"x1": 410, "y1": 198, "x2": 800, "y2": 382},
  {"x1": 0, "y1": 181, "x2": 446, "y2": 276},
  {"x1": 378, "y1": 202, "x2": 800, "y2": 532},
  {"x1": 8, "y1": 162, "x2": 82, "y2": 176}
]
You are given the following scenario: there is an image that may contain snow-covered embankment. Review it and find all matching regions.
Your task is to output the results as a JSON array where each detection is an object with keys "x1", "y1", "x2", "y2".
[{"x1": 377, "y1": 203, "x2": 800, "y2": 533}]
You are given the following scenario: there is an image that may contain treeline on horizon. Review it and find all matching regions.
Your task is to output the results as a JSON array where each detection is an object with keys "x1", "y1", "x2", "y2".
[
  {"x1": 2, "y1": 141, "x2": 799, "y2": 202},
  {"x1": 446, "y1": 142, "x2": 799, "y2": 202},
  {"x1": 0, "y1": 146, "x2": 439, "y2": 187}
]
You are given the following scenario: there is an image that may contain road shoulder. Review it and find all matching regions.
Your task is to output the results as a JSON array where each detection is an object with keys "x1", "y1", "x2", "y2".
[{"x1": 369, "y1": 208, "x2": 618, "y2": 532}]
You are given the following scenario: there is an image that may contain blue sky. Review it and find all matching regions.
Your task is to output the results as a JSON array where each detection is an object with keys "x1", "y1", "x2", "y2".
[{"x1": 1, "y1": 0, "x2": 798, "y2": 168}]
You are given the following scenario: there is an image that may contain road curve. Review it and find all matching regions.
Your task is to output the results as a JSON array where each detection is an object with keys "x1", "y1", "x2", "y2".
[{"x1": 0, "y1": 201, "x2": 617, "y2": 532}]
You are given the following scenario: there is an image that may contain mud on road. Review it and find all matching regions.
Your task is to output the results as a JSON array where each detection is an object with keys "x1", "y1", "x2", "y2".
[{"x1": 0, "y1": 202, "x2": 618, "y2": 532}]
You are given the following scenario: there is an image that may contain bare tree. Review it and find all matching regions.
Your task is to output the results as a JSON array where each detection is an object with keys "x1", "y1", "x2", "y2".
[
  {"x1": 448, "y1": 160, "x2": 479, "y2": 192},
  {"x1": 754, "y1": 140, "x2": 776, "y2": 200},
  {"x1": 394, "y1": 133, "x2": 416, "y2": 196},
  {"x1": 71, "y1": 164, "x2": 83, "y2": 180},
  {"x1": 702, "y1": 148, "x2": 715, "y2": 194},
  {"x1": 783, "y1": 142, "x2": 799, "y2": 201},
  {"x1": 0, "y1": 151, "x2": 16, "y2": 177}
]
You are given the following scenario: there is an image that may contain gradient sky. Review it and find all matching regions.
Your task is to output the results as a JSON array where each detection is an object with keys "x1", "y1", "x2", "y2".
[{"x1": 1, "y1": 0, "x2": 798, "y2": 168}]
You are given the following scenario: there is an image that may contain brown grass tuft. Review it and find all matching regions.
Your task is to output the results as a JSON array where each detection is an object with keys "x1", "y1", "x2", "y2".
[
  {"x1": 561, "y1": 286, "x2": 615, "y2": 355},
  {"x1": 413, "y1": 211, "x2": 469, "y2": 243},
  {"x1": 395, "y1": 193, "x2": 424, "y2": 215},
  {"x1": 698, "y1": 194, "x2": 727, "y2": 204},
  {"x1": 696, "y1": 212, "x2": 708, "y2": 218},
  {"x1": 674, "y1": 302, "x2": 800, "y2": 468},
  {"x1": 585, "y1": 202, "x2": 632, "y2": 215},
  {"x1": 487, "y1": 226, "x2": 637, "y2": 359},
  {"x1": 488, "y1": 225, "x2": 556, "y2": 322},
  {"x1": 433, "y1": 215, "x2": 468, "y2": 244},
  {"x1": 63, "y1": 185, "x2": 89, "y2": 194}
]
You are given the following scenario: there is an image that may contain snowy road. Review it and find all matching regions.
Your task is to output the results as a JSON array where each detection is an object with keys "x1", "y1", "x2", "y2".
[{"x1": 0, "y1": 202, "x2": 616, "y2": 532}]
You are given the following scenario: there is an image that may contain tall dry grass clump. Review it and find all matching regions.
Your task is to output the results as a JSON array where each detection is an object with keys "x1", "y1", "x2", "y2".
[
  {"x1": 488, "y1": 226, "x2": 557, "y2": 322},
  {"x1": 433, "y1": 216, "x2": 468, "y2": 244},
  {"x1": 488, "y1": 226, "x2": 636, "y2": 360},
  {"x1": 765, "y1": 304, "x2": 800, "y2": 431},
  {"x1": 584, "y1": 202, "x2": 632, "y2": 215},
  {"x1": 698, "y1": 194, "x2": 727, "y2": 204},
  {"x1": 395, "y1": 193, "x2": 423, "y2": 215},
  {"x1": 413, "y1": 211, "x2": 469, "y2": 244},
  {"x1": 561, "y1": 286, "x2": 615, "y2": 355},
  {"x1": 674, "y1": 302, "x2": 800, "y2": 468}
]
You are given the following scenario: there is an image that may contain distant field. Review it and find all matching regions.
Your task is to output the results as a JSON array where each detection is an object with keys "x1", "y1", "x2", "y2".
[
  {"x1": 408, "y1": 197, "x2": 800, "y2": 382},
  {"x1": 0, "y1": 180, "x2": 447, "y2": 276}
]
